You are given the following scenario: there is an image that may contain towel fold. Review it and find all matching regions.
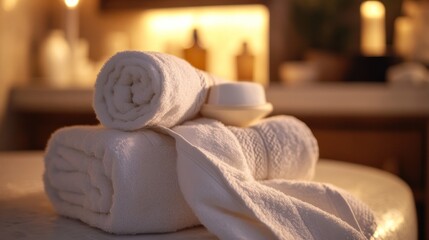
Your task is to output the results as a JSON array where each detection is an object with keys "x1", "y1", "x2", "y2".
[
  {"x1": 43, "y1": 126, "x2": 199, "y2": 234},
  {"x1": 93, "y1": 51, "x2": 222, "y2": 131},
  {"x1": 166, "y1": 116, "x2": 376, "y2": 239},
  {"x1": 44, "y1": 116, "x2": 319, "y2": 234}
]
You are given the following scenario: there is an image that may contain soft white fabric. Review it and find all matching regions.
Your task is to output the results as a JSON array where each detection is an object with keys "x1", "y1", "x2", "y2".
[
  {"x1": 228, "y1": 116, "x2": 318, "y2": 181},
  {"x1": 93, "y1": 51, "x2": 222, "y2": 131},
  {"x1": 43, "y1": 116, "x2": 319, "y2": 234},
  {"x1": 166, "y1": 116, "x2": 376, "y2": 240},
  {"x1": 43, "y1": 126, "x2": 199, "y2": 234}
]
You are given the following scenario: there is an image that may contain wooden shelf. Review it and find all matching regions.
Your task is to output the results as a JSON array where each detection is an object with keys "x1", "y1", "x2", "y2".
[
  {"x1": 267, "y1": 82, "x2": 429, "y2": 117},
  {"x1": 99, "y1": 0, "x2": 267, "y2": 10}
]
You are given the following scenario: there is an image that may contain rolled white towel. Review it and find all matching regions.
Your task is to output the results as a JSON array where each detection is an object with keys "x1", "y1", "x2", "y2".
[
  {"x1": 43, "y1": 126, "x2": 199, "y2": 234},
  {"x1": 43, "y1": 116, "x2": 318, "y2": 234},
  {"x1": 93, "y1": 51, "x2": 223, "y2": 130},
  {"x1": 229, "y1": 115, "x2": 318, "y2": 180},
  {"x1": 175, "y1": 115, "x2": 318, "y2": 181}
]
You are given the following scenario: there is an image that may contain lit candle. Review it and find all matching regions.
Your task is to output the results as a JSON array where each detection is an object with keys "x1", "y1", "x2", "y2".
[
  {"x1": 394, "y1": 16, "x2": 414, "y2": 59},
  {"x1": 65, "y1": 0, "x2": 79, "y2": 81},
  {"x1": 360, "y1": 1, "x2": 386, "y2": 56},
  {"x1": 65, "y1": 0, "x2": 79, "y2": 48}
]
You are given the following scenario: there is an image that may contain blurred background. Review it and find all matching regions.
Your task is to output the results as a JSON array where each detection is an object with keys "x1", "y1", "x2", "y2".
[{"x1": 0, "y1": 0, "x2": 429, "y2": 238}]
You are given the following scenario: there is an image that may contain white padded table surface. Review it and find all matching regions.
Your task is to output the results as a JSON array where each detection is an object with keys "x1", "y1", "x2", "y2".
[{"x1": 0, "y1": 152, "x2": 417, "y2": 239}]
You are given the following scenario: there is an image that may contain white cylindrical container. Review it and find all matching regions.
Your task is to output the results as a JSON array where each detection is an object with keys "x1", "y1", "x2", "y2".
[
  {"x1": 39, "y1": 30, "x2": 71, "y2": 88},
  {"x1": 394, "y1": 16, "x2": 415, "y2": 59}
]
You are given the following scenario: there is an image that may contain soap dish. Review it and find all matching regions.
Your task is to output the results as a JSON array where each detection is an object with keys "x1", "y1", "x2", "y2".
[{"x1": 201, "y1": 103, "x2": 273, "y2": 127}]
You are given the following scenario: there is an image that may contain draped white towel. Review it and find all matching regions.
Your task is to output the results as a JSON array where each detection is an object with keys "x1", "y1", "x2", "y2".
[
  {"x1": 43, "y1": 116, "x2": 319, "y2": 234},
  {"x1": 93, "y1": 51, "x2": 223, "y2": 131},
  {"x1": 166, "y1": 116, "x2": 377, "y2": 240}
]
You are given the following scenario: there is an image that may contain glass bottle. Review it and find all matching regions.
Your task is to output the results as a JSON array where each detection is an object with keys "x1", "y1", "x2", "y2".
[
  {"x1": 183, "y1": 28, "x2": 207, "y2": 71},
  {"x1": 236, "y1": 41, "x2": 255, "y2": 81}
]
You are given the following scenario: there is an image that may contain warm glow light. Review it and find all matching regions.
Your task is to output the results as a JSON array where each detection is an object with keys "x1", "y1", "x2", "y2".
[
  {"x1": 65, "y1": 0, "x2": 79, "y2": 9},
  {"x1": 372, "y1": 210, "x2": 404, "y2": 239},
  {"x1": 360, "y1": 1, "x2": 386, "y2": 56},
  {"x1": 394, "y1": 16, "x2": 414, "y2": 58},
  {"x1": 2, "y1": 0, "x2": 18, "y2": 12},
  {"x1": 136, "y1": 5, "x2": 269, "y2": 86},
  {"x1": 361, "y1": 1, "x2": 385, "y2": 18}
]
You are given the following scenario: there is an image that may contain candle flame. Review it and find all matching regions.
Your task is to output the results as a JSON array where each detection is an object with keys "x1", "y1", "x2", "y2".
[
  {"x1": 361, "y1": 1, "x2": 385, "y2": 18},
  {"x1": 65, "y1": 0, "x2": 79, "y2": 9}
]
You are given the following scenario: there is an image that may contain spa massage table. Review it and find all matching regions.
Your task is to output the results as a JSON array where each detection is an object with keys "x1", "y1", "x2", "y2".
[{"x1": 0, "y1": 151, "x2": 417, "y2": 239}]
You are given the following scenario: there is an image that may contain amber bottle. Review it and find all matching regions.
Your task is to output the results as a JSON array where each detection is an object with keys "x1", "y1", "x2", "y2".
[
  {"x1": 183, "y1": 28, "x2": 207, "y2": 71},
  {"x1": 236, "y1": 41, "x2": 255, "y2": 81}
]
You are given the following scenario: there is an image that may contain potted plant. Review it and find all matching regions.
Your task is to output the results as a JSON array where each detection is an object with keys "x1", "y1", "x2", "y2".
[
  {"x1": 290, "y1": 0, "x2": 357, "y2": 81},
  {"x1": 291, "y1": 0, "x2": 405, "y2": 82},
  {"x1": 292, "y1": 0, "x2": 356, "y2": 53}
]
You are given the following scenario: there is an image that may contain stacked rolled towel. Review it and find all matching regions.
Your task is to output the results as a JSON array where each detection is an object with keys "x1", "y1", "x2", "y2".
[
  {"x1": 44, "y1": 116, "x2": 319, "y2": 234},
  {"x1": 93, "y1": 51, "x2": 223, "y2": 131},
  {"x1": 43, "y1": 126, "x2": 198, "y2": 234},
  {"x1": 45, "y1": 50, "x2": 376, "y2": 239}
]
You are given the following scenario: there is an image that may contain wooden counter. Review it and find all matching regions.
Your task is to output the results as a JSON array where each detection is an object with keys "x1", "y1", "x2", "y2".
[{"x1": 10, "y1": 83, "x2": 429, "y2": 116}]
